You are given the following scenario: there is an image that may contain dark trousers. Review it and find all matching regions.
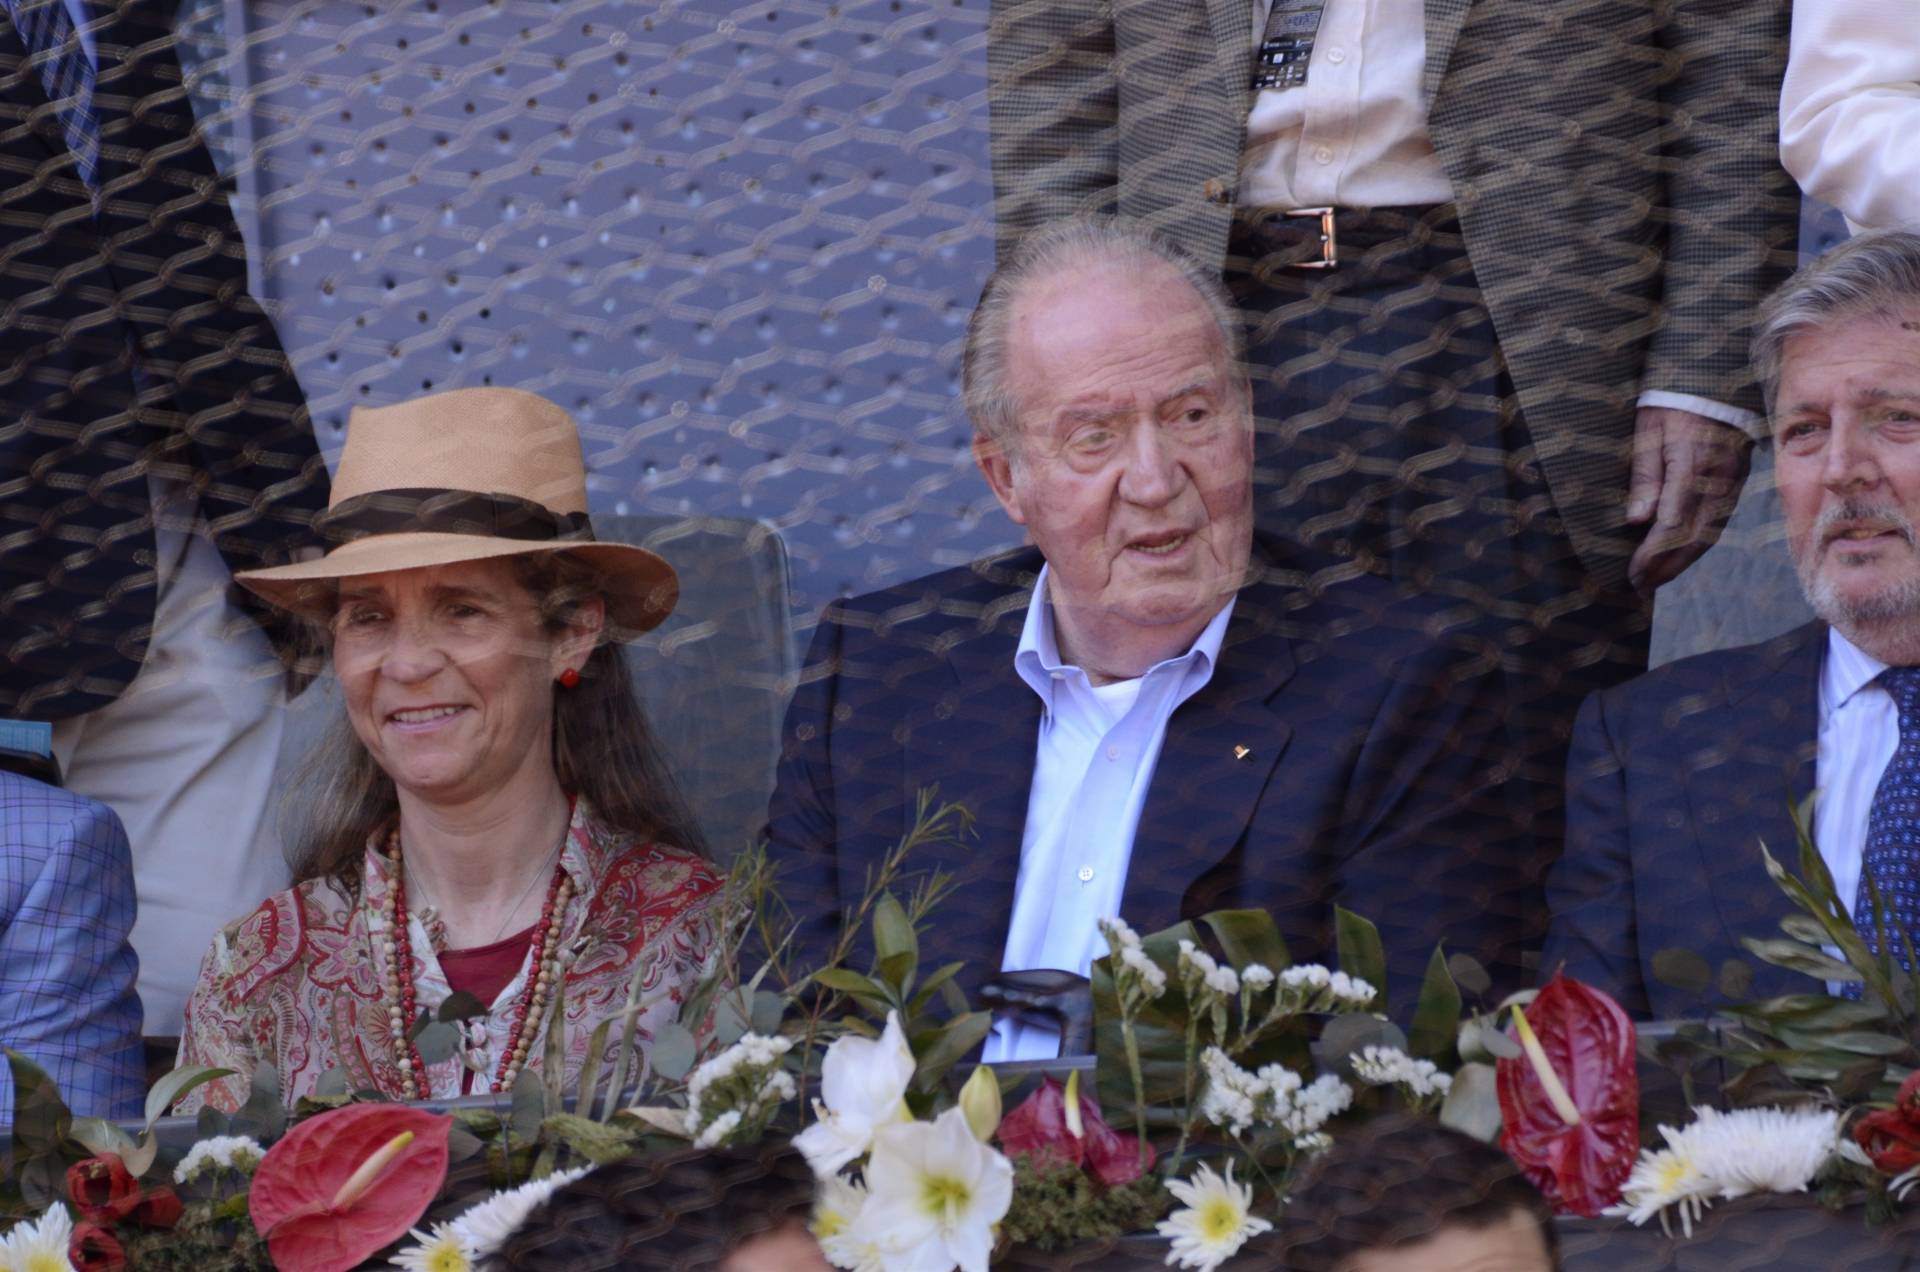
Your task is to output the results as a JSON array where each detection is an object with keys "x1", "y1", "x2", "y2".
[{"x1": 1228, "y1": 206, "x2": 1651, "y2": 978}]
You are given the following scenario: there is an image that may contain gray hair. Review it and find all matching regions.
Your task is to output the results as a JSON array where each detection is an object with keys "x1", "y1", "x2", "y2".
[
  {"x1": 962, "y1": 216, "x2": 1245, "y2": 450},
  {"x1": 1753, "y1": 228, "x2": 1920, "y2": 411}
]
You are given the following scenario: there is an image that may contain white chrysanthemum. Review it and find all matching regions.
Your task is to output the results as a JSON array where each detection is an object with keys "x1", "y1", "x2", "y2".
[
  {"x1": 449, "y1": 1164, "x2": 596, "y2": 1256},
  {"x1": 1156, "y1": 1161, "x2": 1273, "y2": 1271},
  {"x1": 1606, "y1": 1141, "x2": 1714, "y2": 1237},
  {"x1": 850, "y1": 1109, "x2": 1014, "y2": 1272},
  {"x1": 0, "y1": 1205, "x2": 75, "y2": 1272},
  {"x1": 1683, "y1": 1105, "x2": 1839, "y2": 1198},
  {"x1": 1240, "y1": 964, "x2": 1275, "y2": 991},
  {"x1": 174, "y1": 1134, "x2": 267, "y2": 1184},
  {"x1": 390, "y1": 1222, "x2": 476, "y2": 1272}
]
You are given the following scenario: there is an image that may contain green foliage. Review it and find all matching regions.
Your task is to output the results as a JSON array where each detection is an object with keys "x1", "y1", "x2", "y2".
[{"x1": 997, "y1": 1157, "x2": 1171, "y2": 1252}]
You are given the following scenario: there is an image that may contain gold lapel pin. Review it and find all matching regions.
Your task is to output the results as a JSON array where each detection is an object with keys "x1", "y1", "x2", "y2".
[{"x1": 1233, "y1": 745, "x2": 1251, "y2": 760}]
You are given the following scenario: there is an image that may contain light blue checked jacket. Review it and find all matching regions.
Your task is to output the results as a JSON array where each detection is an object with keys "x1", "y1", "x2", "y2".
[{"x1": 0, "y1": 771, "x2": 144, "y2": 1122}]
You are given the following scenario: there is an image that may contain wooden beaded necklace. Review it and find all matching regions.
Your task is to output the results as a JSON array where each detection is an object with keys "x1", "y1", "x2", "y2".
[{"x1": 378, "y1": 823, "x2": 575, "y2": 1098}]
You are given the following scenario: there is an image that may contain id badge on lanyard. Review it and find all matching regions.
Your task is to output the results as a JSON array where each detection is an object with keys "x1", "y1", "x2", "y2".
[{"x1": 1252, "y1": 0, "x2": 1328, "y2": 91}]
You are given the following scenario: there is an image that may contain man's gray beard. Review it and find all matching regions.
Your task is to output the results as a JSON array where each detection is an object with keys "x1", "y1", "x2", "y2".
[{"x1": 1793, "y1": 501, "x2": 1920, "y2": 631}]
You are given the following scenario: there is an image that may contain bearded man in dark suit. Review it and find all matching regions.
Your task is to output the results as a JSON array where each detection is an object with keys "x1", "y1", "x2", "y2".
[
  {"x1": 1546, "y1": 230, "x2": 1920, "y2": 1018},
  {"x1": 767, "y1": 217, "x2": 1524, "y2": 1058},
  {"x1": 1, "y1": 0, "x2": 328, "y2": 1028}
]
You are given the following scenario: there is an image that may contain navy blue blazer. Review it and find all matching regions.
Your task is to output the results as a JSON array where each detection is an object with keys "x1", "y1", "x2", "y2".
[
  {"x1": 1542, "y1": 623, "x2": 1825, "y2": 1020},
  {"x1": 765, "y1": 537, "x2": 1538, "y2": 1011}
]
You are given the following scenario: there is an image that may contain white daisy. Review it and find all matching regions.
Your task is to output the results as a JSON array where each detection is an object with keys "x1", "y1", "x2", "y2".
[
  {"x1": 1606, "y1": 1141, "x2": 1714, "y2": 1237},
  {"x1": 390, "y1": 1222, "x2": 476, "y2": 1272},
  {"x1": 1156, "y1": 1161, "x2": 1273, "y2": 1271},
  {"x1": 0, "y1": 1205, "x2": 75, "y2": 1272},
  {"x1": 448, "y1": 1164, "x2": 596, "y2": 1256}
]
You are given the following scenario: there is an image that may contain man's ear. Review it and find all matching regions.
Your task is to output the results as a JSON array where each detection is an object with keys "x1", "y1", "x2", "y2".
[{"x1": 972, "y1": 429, "x2": 1029, "y2": 527}]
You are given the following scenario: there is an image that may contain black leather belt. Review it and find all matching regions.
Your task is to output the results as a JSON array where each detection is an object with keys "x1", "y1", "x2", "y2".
[{"x1": 1236, "y1": 203, "x2": 1456, "y2": 269}]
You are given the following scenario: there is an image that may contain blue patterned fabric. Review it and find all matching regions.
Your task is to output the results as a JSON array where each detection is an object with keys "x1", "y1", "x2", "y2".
[
  {"x1": 1854, "y1": 668, "x2": 1920, "y2": 974},
  {"x1": 0, "y1": 771, "x2": 144, "y2": 1123},
  {"x1": 0, "y1": 0, "x2": 99, "y2": 190}
]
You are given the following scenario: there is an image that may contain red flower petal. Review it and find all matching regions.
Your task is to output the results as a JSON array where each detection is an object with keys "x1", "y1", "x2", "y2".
[
  {"x1": 998, "y1": 1078, "x2": 1085, "y2": 1172},
  {"x1": 248, "y1": 1104, "x2": 452, "y2": 1272},
  {"x1": 1856, "y1": 1108, "x2": 1920, "y2": 1175},
  {"x1": 134, "y1": 1185, "x2": 185, "y2": 1231},
  {"x1": 1080, "y1": 1104, "x2": 1153, "y2": 1187},
  {"x1": 1496, "y1": 973, "x2": 1639, "y2": 1217},
  {"x1": 67, "y1": 1155, "x2": 141, "y2": 1223},
  {"x1": 69, "y1": 1221, "x2": 128, "y2": 1272}
]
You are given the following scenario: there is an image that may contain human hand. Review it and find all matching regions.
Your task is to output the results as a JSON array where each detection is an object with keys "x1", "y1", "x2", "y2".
[{"x1": 1625, "y1": 407, "x2": 1753, "y2": 596}]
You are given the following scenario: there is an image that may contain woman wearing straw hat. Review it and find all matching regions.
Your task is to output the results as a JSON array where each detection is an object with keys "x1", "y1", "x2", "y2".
[{"x1": 177, "y1": 387, "x2": 721, "y2": 1109}]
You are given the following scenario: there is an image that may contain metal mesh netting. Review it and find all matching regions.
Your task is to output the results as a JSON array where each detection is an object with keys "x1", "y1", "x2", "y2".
[{"x1": 5, "y1": 0, "x2": 1894, "y2": 1256}]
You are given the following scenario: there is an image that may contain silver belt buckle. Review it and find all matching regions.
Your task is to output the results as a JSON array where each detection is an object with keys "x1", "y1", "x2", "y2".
[{"x1": 1283, "y1": 206, "x2": 1337, "y2": 268}]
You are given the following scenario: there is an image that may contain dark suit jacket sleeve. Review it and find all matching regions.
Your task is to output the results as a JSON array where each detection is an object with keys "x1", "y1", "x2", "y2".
[
  {"x1": 1541, "y1": 689, "x2": 1652, "y2": 1017},
  {"x1": 764, "y1": 615, "x2": 852, "y2": 986},
  {"x1": 986, "y1": 0, "x2": 1118, "y2": 259},
  {"x1": 1640, "y1": 0, "x2": 1792, "y2": 414},
  {"x1": 0, "y1": 789, "x2": 145, "y2": 1123}
]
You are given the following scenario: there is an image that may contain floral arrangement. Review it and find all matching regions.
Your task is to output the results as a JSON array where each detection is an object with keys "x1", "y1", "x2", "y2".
[{"x1": 11, "y1": 794, "x2": 1920, "y2": 1267}]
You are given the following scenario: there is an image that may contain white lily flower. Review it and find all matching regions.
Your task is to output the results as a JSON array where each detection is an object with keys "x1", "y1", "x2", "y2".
[
  {"x1": 850, "y1": 1108, "x2": 1014, "y2": 1272},
  {"x1": 794, "y1": 1011, "x2": 917, "y2": 1178}
]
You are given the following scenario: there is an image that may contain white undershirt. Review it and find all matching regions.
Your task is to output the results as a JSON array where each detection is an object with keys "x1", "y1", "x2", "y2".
[{"x1": 1814, "y1": 628, "x2": 1898, "y2": 920}]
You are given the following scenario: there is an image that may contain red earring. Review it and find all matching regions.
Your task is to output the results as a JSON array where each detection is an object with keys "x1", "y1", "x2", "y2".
[{"x1": 557, "y1": 668, "x2": 581, "y2": 689}]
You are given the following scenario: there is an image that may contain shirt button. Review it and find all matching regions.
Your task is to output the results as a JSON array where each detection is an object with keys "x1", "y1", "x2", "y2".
[
  {"x1": 1077, "y1": 866, "x2": 1095, "y2": 883},
  {"x1": 1313, "y1": 145, "x2": 1335, "y2": 164},
  {"x1": 1106, "y1": 745, "x2": 1119, "y2": 761},
  {"x1": 1325, "y1": 47, "x2": 1346, "y2": 64}
]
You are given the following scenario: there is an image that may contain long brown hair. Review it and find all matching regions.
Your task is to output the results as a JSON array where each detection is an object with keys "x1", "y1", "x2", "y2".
[{"x1": 285, "y1": 554, "x2": 708, "y2": 887}]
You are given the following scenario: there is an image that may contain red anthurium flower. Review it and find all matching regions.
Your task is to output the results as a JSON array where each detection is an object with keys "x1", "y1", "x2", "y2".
[
  {"x1": 1855, "y1": 1071, "x2": 1920, "y2": 1175},
  {"x1": 69, "y1": 1220, "x2": 128, "y2": 1272},
  {"x1": 1497, "y1": 973, "x2": 1640, "y2": 1217},
  {"x1": 134, "y1": 1184, "x2": 184, "y2": 1231},
  {"x1": 997, "y1": 1075, "x2": 1154, "y2": 1186},
  {"x1": 67, "y1": 1154, "x2": 142, "y2": 1223},
  {"x1": 999, "y1": 1077, "x2": 1085, "y2": 1171},
  {"x1": 248, "y1": 1103, "x2": 452, "y2": 1272}
]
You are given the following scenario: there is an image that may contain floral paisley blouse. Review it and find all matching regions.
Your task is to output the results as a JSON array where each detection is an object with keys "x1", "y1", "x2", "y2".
[{"x1": 177, "y1": 799, "x2": 722, "y2": 1113}]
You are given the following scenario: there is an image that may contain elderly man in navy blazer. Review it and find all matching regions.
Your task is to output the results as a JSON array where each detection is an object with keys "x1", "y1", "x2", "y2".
[
  {"x1": 1546, "y1": 229, "x2": 1920, "y2": 1019},
  {"x1": 766, "y1": 217, "x2": 1528, "y2": 1057}
]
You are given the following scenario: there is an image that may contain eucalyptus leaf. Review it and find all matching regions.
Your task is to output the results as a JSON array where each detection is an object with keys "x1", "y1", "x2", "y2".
[
  {"x1": 650, "y1": 1021, "x2": 699, "y2": 1082},
  {"x1": 229, "y1": 1062, "x2": 287, "y2": 1142},
  {"x1": 437, "y1": 991, "x2": 490, "y2": 1023},
  {"x1": 414, "y1": 1021, "x2": 464, "y2": 1067},
  {"x1": 195, "y1": 1104, "x2": 230, "y2": 1140},
  {"x1": 447, "y1": 1123, "x2": 485, "y2": 1162},
  {"x1": 1718, "y1": 959, "x2": 1755, "y2": 1002},
  {"x1": 750, "y1": 989, "x2": 787, "y2": 1035},
  {"x1": 711, "y1": 993, "x2": 750, "y2": 1048},
  {"x1": 1438, "y1": 1062, "x2": 1500, "y2": 1142},
  {"x1": 510, "y1": 1065, "x2": 547, "y2": 1142},
  {"x1": 1446, "y1": 953, "x2": 1493, "y2": 999},
  {"x1": 313, "y1": 1068, "x2": 350, "y2": 1099},
  {"x1": 142, "y1": 1063, "x2": 233, "y2": 1131}
]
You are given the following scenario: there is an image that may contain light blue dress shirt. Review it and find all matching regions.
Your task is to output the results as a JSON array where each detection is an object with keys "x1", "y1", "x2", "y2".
[{"x1": 981, "y1": 566, "x2": 1235, "y2": 1061}]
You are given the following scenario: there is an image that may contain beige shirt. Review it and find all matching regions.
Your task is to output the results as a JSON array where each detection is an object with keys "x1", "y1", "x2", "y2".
[{"x1": 1238, "y1": 0, "x2": 1755, "y2": 433}]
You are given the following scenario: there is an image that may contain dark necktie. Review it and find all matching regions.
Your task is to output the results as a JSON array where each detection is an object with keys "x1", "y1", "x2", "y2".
[
  {"x1": 1, "y1": 0, "x2": 99, "y2": 189},
  {"x1": 1854, "y1": 667, "x2": 1920, "y2": 974}
]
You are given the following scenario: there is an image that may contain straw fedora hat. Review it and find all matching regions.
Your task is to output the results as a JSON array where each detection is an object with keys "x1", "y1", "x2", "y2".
[{"x1": 236, "y1": 387, "x2": 677, "y2": 634}]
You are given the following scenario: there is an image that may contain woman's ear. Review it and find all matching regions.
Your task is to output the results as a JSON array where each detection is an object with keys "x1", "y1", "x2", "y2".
[{"x1": 552, "y1": 594, "x2": 607, "y2": 679}]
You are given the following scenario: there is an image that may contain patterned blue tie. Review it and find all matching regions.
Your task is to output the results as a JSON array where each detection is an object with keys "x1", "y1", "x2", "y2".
[
  {"x1": 3, "y1": 0, "x2": 100, "y2": 190},
  {"x1": 1853, "y1": 667, "x2": 1920, "y2": 977}
]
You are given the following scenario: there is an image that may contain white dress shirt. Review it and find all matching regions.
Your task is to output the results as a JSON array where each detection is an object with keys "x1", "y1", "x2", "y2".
[
  {"x1": 980, "y1": 567, "x2": 1236, "y2": 1062},
  {"x1": 1780, "y1": 0, "x2": 1920, "y2": 233},
  {"x1": 1814, "y1": 629, "x2": 1899, "y2": 921},
  {"x1": 1238, "y1": 0, "x2": 1755, "y2": 435}
]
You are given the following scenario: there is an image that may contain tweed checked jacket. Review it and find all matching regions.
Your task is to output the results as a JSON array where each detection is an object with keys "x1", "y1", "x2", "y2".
[
  {"x1": 987, "y1": 0, "x2": 1795, "y2": 586},
  {"x1": 176, "y1": 800, "x2": 721, "y2": 1112}
]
